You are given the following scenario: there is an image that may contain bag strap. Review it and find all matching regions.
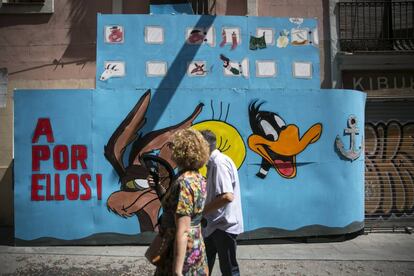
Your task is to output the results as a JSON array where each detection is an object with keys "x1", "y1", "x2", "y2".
[
  {"x1": 190, "y1": 213, "x2": 203, "y2": 226},
  {"x1": 140, "y1": 153, "x2": 175, "y2": 201}
]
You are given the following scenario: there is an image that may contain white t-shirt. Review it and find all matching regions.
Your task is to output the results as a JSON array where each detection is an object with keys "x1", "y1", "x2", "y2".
[{"x1": 204, "y1": 149, "x2": 244, "y2": 237}]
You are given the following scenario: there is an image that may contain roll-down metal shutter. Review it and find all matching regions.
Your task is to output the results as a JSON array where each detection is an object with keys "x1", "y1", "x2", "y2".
[{"x1": 365, "y1": 100, "x2": 414, "y2": 229}]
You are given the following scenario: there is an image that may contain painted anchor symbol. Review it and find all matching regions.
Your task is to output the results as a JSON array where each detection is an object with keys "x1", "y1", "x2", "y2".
[{"x1": 335, "y1": 115, "x2": 363, "y2": 161}]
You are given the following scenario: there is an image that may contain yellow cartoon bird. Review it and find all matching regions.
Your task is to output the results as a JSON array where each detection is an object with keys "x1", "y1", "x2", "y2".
[{"x1": 192, "y1": 120, "x2": 246, "y2": 176}]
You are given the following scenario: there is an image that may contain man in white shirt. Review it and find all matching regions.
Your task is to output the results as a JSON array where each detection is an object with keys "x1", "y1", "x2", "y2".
[{"x1": 201, "y1": 130, "x2": 244, "y2": 276}]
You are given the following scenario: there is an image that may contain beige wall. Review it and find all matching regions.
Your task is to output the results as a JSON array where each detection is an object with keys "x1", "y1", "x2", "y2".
[
  {"x1": 123, "y1": 0, "x2": 149, "y2": 14},
  {"x1": 0, "y1": 0, "x2": 115, "y2": 226},
  {"x1": 0, "y1": 1, "x2": 114, "y2": 82},
  {"x1": 0, "y1": 85, "x2": 13, "y2": 226},
  {"x1": 258, "y1": 0, "x2": 322, "y2": 20},
  {"x1": 214, "y1": 0, "x2": 247, "y2": 15}
]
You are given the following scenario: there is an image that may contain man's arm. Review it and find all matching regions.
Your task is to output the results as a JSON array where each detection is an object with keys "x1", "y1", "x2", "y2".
[
  {"x1": 203, "y1": 192, "x2": 234, "y2": 215},
  {"x1": 204, "y1": 161, "x2": 235, "y2": 215}
]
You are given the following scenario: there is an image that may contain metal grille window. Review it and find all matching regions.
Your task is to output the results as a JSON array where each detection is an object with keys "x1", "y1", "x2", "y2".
[
  {"x1": 1, "y1": 0, "x2": 45, "y2": 3},
  {"x1": 190, "y1": 0, "x2": 213, "y2": 15},
  {"x1": 0, "y1": 0, "x2": 52, "y2": 13},
  {"x1": 149, "y1": 0, "x2": 213, "y2": 15},
  {"x1": 337, "y1": 1, "x2": 414, "y2": 52}
]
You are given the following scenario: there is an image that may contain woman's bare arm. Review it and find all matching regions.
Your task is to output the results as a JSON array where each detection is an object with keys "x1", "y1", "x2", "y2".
[{"x1": 173, "y1": 215, "x2": 191, "y2": 276}]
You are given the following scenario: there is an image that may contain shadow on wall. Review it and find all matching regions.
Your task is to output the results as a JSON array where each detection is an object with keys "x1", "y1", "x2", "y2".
[
  {"x1": 60, "y1": 0, "x2": 149, "y2": 74},
  {"x1": 224, "y1": 0, "x2": 247, "y2": 15},
  {"x1": 0, "y1": 160, "x2": 14, "y2": 245},
  {"x1": 142, "y1": 15, "x2": 216, "y2": 132},
  {"x1": 191, "y1": 0, "x2": 245, "y2": 15},
  {"x1": 4, "y1": 0, "x2": 151, "y2": 77},
  {"x1": 61, "y1": 0, "x2": 112, "y2": 64},
  {"x1": 2, "y1": 0, "x2": 112, "y2": 77},
  {"x1": 101, "y1": 15, "x2": 216, "y2": 233},
  {"x1": 0, "y1": 13, "x2": 51, "y2": 28}
]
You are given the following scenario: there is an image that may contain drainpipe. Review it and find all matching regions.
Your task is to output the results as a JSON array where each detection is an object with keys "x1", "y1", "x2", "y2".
[{"x1": 329, "y1": 0, "x2": 341, "y2": 88}]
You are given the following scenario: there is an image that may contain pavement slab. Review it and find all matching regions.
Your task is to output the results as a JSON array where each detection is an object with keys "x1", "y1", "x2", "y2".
[{"x1": 1, "y1": 233, "x2": 414, "y2": 275}]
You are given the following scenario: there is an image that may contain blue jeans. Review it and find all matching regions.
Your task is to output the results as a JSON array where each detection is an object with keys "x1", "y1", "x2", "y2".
[{"x1": 205, "y1": 229, "x2": 240, "y2": 276}]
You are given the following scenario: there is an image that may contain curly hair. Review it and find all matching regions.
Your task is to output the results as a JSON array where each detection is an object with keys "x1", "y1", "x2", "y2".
[{"x1": 171, "y1": 128, "x2": 210, "y2": 170}]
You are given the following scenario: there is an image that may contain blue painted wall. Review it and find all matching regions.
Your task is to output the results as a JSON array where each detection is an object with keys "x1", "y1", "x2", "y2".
[
  {"x1": 96, "y1": 14, "x2": 320, "y2": 90},
  {"x1": 14, "y1": 14, "x2": 366, "y2": 244}
]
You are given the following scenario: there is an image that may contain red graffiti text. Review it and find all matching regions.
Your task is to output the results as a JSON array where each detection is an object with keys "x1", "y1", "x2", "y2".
[{"x1": 31, "y1": 118, "x2": 102, "y2": 201}]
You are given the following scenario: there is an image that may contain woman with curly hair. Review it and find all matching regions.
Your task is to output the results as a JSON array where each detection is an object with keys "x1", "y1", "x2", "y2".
[{"x1": 153, "y1": 128, "x2": 210, "y2": 276}]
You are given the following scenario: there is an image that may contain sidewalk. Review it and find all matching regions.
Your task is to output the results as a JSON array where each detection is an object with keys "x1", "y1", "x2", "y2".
[{"x1": 1, "y1": 232, "x2": 414, "y2": 275}]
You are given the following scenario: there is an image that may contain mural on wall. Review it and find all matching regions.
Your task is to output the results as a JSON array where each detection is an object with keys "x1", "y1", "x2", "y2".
[
  {"x1": 248, "y1": 100, "x2": 322, "y2": 179},
  {"x1": 105, "y1": 25, "x2": 124, "y2": 43},
  {"x1": 104, "y1": 91, "x2": 247, "y2": 232},
  {"x1": 249, "y1": 33, "x2": 267, "y2": 50},
  {"x1": 186, "y1": 27, "x2": 215, "y2": 46},
  {"x1": 104, "y1": 90, "x2": 203, "y2": 232},
  {"x1": 193, "y1": 120, "x2": 246, "y2": 171},
  {"x1": 192, "y1": 101, "x2": 247, "y2": 175},
  {"x1": 96, "y1": 15, "x2": 321, "y2": 90},
  {"x1": 365, "y1": 121, "x2": 414, "y2": 218},
  {"x1": 289, "y1": 17, "x2": 318, "y2": 47},
  {"x1": 100, "y1": 61, "x2": 125, "y2": 81},
  {"x1": 31, "y1": 118, "x2": 103, "y2": 202},
  {"x1": 219, "y1": 54, "x2": 249, "y2": 78},
  {"x1": 277, "y1": 30, "x2": 289, "y2": 48},
  {"x1": 13, "y1": 13, "x2": 366, "y2": 245},
  {"x1": 188, "y1": 61, "x2": 211, "y2": 76},
  {"x1": 335, "y1": 115, "x2": 363, "y2": 161},
  {"x1": 219, "y1": 28, "x2": 240, "y2": 50}
]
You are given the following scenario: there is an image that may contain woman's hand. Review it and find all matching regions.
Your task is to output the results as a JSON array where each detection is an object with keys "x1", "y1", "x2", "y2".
[{"x1": 147, "y1": 175, "x2": 155, "y2": 188}]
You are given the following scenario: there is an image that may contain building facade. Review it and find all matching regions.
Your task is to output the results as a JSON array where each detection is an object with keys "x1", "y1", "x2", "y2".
[
  {"x1": 0, "y1": 0, "x2": 328, "y2": 231},
  {"x1": 330, "y1": 0, "x2": 414, "y2": 229}
]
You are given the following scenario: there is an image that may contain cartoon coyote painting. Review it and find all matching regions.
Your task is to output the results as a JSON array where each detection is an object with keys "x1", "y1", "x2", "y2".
[{"x1": 104, "y1": 89, "x2": 203, "y2": 232}]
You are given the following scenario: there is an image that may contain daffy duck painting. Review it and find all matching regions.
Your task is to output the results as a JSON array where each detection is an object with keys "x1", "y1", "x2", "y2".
[{"x1": 248, "y1": 100, "x2": 322, "y2": 179}]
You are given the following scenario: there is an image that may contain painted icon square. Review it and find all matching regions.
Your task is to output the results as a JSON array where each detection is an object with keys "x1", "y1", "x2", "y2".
[
  {"x1": 186, "y1": 27, "x2": 215, "y2": 46},
  {"x1": 100, "y1": 61, "x2": 126, "y2": 81},
  {"x1": 145, "y1": 26, "x2": 164, "y2": 44},
  {"x1": 105, "y1": 25, "x2": 124, "y2": 43},
  {"x1": 291, "y1": 28, "x2": 310, "y2": 46},
  {"x1": 188, "y1": 61, "x2": 208, "y2": 77},
  {"x1": 256, "y1": 60, "x2": 277, "y2": 77},
  {"x1": 292, "y1": 61, "x2": 312, "y2": 79},
  {"x1": 146, "y1": 61, "x2": 167, "y2": 77},
  {"x1": 256, "y1": 28, "x2": 274, "y2": 45}
]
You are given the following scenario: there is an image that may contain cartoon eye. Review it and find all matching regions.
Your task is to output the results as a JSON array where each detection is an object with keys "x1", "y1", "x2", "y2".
[
  {"x1": 124, "y1": 179, "x2": 149, "y2": 190},
  {"x1": 135, "y1": 179, "x2": 149, "y2": 189},
  {"x1": 260, "y1": 120, "x2": 278, "y2": 141},
  {"x1": 274, "y1": 114, "x2": 286, "y2": 128}
]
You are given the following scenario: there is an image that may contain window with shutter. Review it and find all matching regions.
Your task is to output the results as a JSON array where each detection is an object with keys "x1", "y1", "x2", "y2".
[{"x1": 337, "y1": 0, "x2": 414, "y2": 52}]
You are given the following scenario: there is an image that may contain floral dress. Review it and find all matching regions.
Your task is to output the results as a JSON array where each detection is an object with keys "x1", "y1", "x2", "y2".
[{"x1": 155, "y1": 171, "x2": 208, "y2": 276}]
